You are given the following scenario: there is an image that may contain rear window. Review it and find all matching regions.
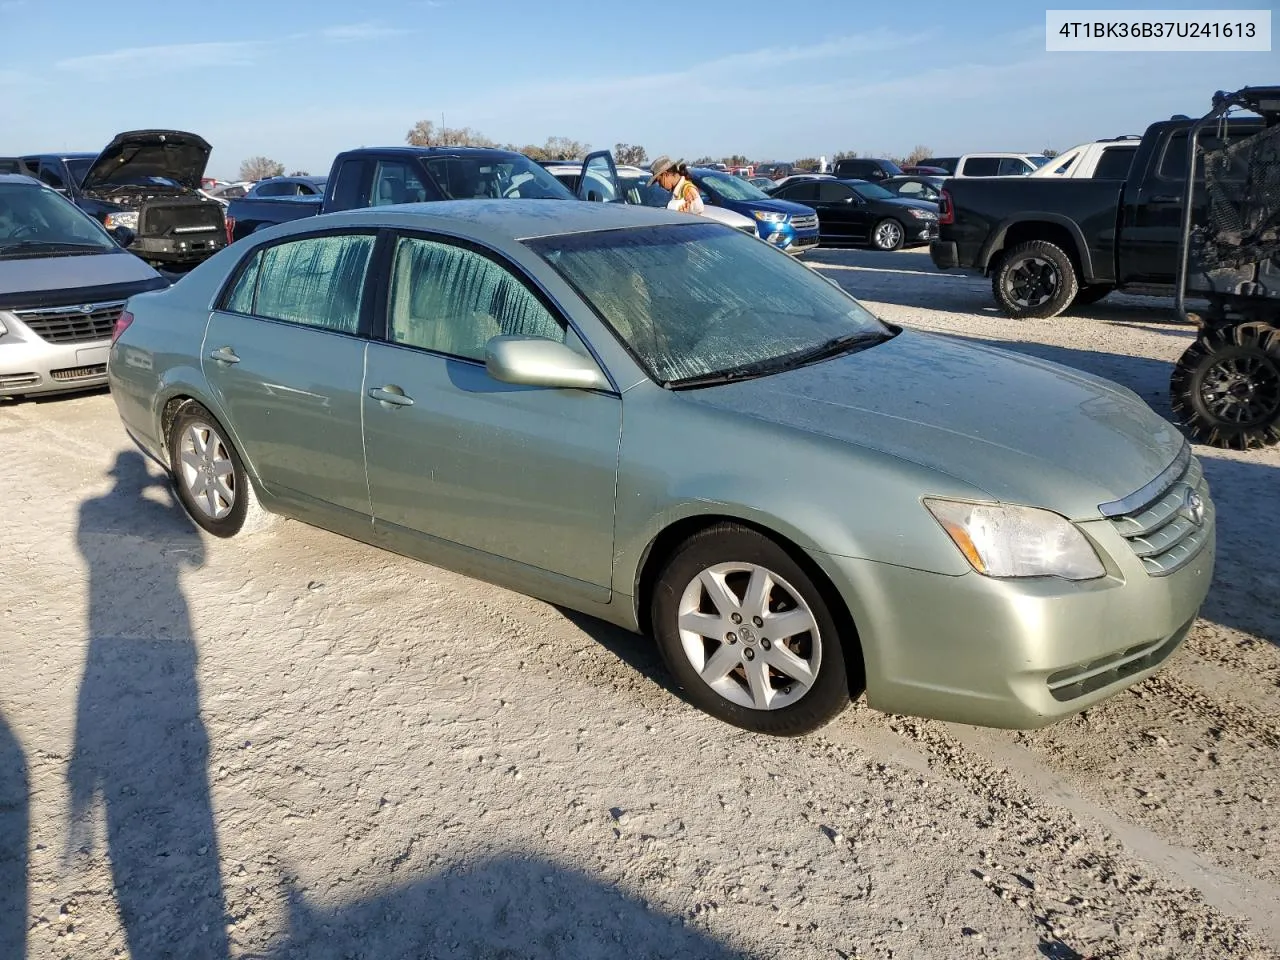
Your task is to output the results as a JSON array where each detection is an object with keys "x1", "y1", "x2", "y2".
[
  {"x1": 960, "y1": 157, "x2": 1000, "y2": 177},
  {"x1": 1158, "y1": 130, "x2": 1253, "y2": 182}
]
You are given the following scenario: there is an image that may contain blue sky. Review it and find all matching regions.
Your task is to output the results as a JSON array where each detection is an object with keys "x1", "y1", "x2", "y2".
[{"x1": 0, "y1": 0, "x2": 1273, "y2": 179}]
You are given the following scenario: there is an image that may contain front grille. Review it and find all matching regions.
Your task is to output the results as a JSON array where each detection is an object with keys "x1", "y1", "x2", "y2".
[
  {"x1": 1100, "y1": 446, "x2": 1214, "y2": 576},
  {"x1": 1045, "y1": 617, "x2": 1193, "y2": 701},
  {"x1": 790, "y1": 214, "x2": 818, "y2": 231},
  {"x1": 0, "y1": 372, "x2": 40, "y2": 389},
  {"x1": 13, "y1": 301, "x2": 124, "y2": 344},
  {"x1": 140, "y1": 201, "x2": 224, "y2": 236},
  {"x1": 50, "y1": 364, "x2": 107, "y2": 382}
]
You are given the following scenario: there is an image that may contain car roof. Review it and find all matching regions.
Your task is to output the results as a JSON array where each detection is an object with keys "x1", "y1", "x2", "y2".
[
  {"x1": 338, "y1": 146, "x2": 527, "y2": 159},
  {"x1": 276, "y1": 198, "x2": 702, "y2": 241},
  {"x1": 0, "y1": 173, "x2": 41, "y2": 185}
]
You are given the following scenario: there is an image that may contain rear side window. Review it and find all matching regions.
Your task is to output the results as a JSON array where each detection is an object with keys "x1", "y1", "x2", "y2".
[
  {"x1": 372, "y1": 160, "x2": 430, "y2": 206},
  {"x1": 224, "y1": 253, "x2": 260, "y2": 314},
  {"x1": 37, "y1": 162, "x2": 66, "y2": 189},
  {"x1": 960, "y1": 157, "x2": 1000, "y2": 176},
  {"x1": 1159, "y1": 131, "x2": 1252, "y2": 182},
  {"x1": 1092, "y1": 146, "x2": 1136, "y2": 179},
  {"x1": 237, "y1": 233, "x2": 374, "y2": 333},
  {"x1": 330, "y1": 159, "x2": 372, "y2": 209},
  {"x1": 387, "y1": 235, "x2": 565, "y2": 361}
]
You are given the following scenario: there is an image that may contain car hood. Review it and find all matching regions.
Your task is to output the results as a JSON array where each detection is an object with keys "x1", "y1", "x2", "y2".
[
  {"x1": 80, "y1": 130, "x2": 212, "y2": 191},
  {"x1": 869, "y1": 196, "x2": 937, "y2": 213},
  {"x1": 681, "y1": 329, "x2": 1185, "y2": 520},
  {"x1": 724, "y1": 196, "x2": 815, "y2": 217},
  {"x1": 0, "y1": 250, "x2": 162, "y2": 304}
]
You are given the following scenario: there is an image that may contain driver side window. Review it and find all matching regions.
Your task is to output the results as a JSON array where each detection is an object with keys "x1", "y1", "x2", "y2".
[{"x1": 387, "y1": 236, "x2": 567, "y2": 362}]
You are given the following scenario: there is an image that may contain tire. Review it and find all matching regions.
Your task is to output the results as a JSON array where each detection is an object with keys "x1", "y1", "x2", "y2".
[
  {"x1": 870, "y1": 218, "x2": 905, "y2": 251},
  {"x1": 650, "y1": 523, "x2": 853, "y2": 736},
  {"x1": 1072, "y1": 284, "x2": 1113, "y2": 307},
  {"x1": 990, "y1": 240, "x2": 1079, "y2": 319},
  {"x1": 1169, "y1": 322, "x2": 1280, "y2": 450},
  {"x1": 166, "y1": 402, "x2": 268, "y2": 537}
]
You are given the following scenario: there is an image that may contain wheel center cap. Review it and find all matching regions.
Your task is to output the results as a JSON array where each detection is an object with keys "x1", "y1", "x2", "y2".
[{"x1": 739, "y1": 626, "x2": 757, "y2": 645}]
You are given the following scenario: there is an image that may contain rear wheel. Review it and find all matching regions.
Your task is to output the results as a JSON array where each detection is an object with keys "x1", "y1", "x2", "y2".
[
  {"x1": 651, "y1": 523, "x2": 854, "y2": 736},
  {"x1": 167, "y1": 403, "x2": 270, "y2": 536},
  {"x1": 1170, "y1": 322, "x2": 1280, "y2": 449},
  {"x1": 991, "y1": 240, "x2": 1079, "y2": 319}
]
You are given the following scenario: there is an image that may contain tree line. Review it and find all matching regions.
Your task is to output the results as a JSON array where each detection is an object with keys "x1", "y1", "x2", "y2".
[{"x1": 238, "y1": 128, "x2": 1062, "y2": 182}]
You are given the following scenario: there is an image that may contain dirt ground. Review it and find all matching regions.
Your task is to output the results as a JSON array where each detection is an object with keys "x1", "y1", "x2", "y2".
[{"x1": 2, "y1": 246, "x2": 1277, "y2": 960}]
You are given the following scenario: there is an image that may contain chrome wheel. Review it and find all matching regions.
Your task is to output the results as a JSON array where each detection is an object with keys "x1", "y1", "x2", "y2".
[
  {"x1": 177, "y1": 421, "x2": 236, "y2": 520},
  {"x1": 677, "y1": 562, "x2": 822, "y2": 711},
  {"x1": 874, "y1": 220, "x2": 903, "y2": 249},
  {"x1": 1004, "y1": 256, "x2": 1059, "y2": 308}
]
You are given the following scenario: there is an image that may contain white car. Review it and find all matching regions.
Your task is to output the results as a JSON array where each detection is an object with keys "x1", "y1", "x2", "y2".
[
  {"x1": 926, "y1": 153, "x2": 1051, "y2": 177},
  {"x1": 544, "y1": 162, "x2": 760, "y2": 238},
  {"x1": 1030, "y1": 137, "x2": 1141, "y2": 179}
]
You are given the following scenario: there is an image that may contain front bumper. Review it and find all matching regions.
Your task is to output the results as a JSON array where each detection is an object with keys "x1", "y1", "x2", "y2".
[
  {"x1": 131, "y1": 233, "x2": 226, "y2": 264},
  {"x1": 0, "y1": 333, "x2": 111, "y2": 397},
  {"x1": 757, "y1": 221, "x2": 820, "y2": 254},
  {"x1": 813, "y1": 517, "x2": 1215, "y2": 729}
]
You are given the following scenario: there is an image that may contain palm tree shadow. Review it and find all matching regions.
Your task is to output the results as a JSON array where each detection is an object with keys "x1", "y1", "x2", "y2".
[
  {"x1": 67, "y1": 450, "x2": 229, "y2": 960},
  {"x1": 261, "y1": 855, "x2": 753, "y2": 960},
  {"x1": 0, "y1": 712, "x2": 28, "y2": 960}
]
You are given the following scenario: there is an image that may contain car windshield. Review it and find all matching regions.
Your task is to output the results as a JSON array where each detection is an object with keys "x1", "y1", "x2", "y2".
[
  {"x1": 0, "y1": 182, "x2": 117, "y2": 255},
  {"x1": 526, "y1": 222, "x2": 891, "y2": 385},
  {"x1": 697, "y1": 171, "x2": 771, "y2": 201},
  {"x1": 420, "y1": 155, "x2": 573, "y2": 200},
  {"x1": 851, "y1": 182, "x2": 897, "y2": 200},
  {"x1": 64, "y1": 158, "x2": 94, "y2": 186}
]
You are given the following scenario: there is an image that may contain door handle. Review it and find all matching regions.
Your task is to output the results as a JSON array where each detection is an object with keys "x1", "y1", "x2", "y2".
[
  {"x1": 368, "y1": 385, "x2": 414, "y2": 407},
  {"x1": 209, "y1": 346, "x2": 240, "y2": 364}
]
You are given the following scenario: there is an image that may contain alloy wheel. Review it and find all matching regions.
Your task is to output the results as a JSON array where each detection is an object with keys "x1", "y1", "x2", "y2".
[
  {"x1": 177, "y1": 421, "x2": 236, "y2": 520},
  {"x1": 1005, "y1": 256, "x2": 1059, "y2": 308},
  {"x1": 1199, "y1": 353, "x2": 1280, "y2": 425}
]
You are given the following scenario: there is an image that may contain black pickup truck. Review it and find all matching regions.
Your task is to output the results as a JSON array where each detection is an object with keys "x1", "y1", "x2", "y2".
[
  {"x1": 225, "y1": 145, "x2": 580, "y2": 242},
  {"x1": 930, "y1": 115, "x2": 1262, "y2": 318},
  {"x1": 20, "y1": 130, "x2": 227, "y2": 269}
]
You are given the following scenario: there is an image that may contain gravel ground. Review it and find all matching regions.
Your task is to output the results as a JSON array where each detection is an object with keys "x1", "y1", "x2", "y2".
[{"x1": 1, "y1": 246, "x2": 1277, "y2": 960}]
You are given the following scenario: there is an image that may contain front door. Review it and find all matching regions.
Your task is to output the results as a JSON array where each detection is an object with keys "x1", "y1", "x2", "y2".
[
  {"x1": 201, "y1": 229, "x2": 376, "y2": 516},
  {"x1": 576, "y1": 151, "x2": 622, "y2": 203},
  {"x1": 362, "y1": 231, "x2": 622, "y2": 597},
  {"x1": 816, "y1": 181, "x2": 869, "y2": 241}
]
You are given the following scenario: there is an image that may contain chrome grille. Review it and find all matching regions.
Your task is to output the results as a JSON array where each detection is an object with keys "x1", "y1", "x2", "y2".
[
  {"x1": 790, "y1": 214, "x2": 818, "y2": 231},
  {"x1": 1099, "y1": 446, "x2": 1214, "y2": 576},
  {"x1": 12, "y1": 301, "x2": 124, "y2": 344}
]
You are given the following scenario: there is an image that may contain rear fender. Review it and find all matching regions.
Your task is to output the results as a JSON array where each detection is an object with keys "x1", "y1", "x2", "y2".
[{"x1": 979, "y1": 215, "x2": 1093, "y2": 278}]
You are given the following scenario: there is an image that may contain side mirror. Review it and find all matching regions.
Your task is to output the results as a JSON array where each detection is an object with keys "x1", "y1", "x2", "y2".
[
  {"x1": 485, "y1": 336, "x2": 609, "y2": 391},
  {"x1": 109, "y1": 226, "x2": 135, "y2": 248}
]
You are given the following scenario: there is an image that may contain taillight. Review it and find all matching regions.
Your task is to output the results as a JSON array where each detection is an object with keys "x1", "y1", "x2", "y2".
[
  {"x1": 112, "y1": 310, "x2": 134, "y2": 344},
  {"x1": 225, "y1": 216, "x2": 235, "y2": 245},
  {"x1": 938, "y1": 188, "x2": 953, "y2": 225}
]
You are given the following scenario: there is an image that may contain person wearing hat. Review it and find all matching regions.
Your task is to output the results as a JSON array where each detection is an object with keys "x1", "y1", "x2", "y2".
[{"x1": 649, "y1": 156, "x2": 705, "y2": 215}]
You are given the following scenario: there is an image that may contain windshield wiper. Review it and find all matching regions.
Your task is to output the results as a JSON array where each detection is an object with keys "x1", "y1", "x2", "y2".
[
  {"x1": 667, "y1": 331, "x2": 893, "y2": 390},
  {"x1": 0, "y1": 240, "x2": 106, "y2": 255}
]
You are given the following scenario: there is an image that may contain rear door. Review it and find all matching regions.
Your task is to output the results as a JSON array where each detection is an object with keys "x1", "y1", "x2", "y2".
[
  {"x1": 575, "y1": 151, "x2": 622, "y2": 202},
  {"x1": 201, "y1": 229, "x2": 376, "y2": 516}
]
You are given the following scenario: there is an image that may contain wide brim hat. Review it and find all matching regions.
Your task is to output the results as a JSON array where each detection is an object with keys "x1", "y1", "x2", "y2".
[{"x1": 648, "y1": 155, "x2": 680, "y2": 185}]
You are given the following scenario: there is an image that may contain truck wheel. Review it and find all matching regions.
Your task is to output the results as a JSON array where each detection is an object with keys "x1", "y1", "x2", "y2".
[
  {"x1": 1072, "y1": 284, "x2": 1114, "y2": 307},
  {"x1": 1170, "y1": 322, "x2": 1280, "y2": 450},
  {"x1": 990, "y1": 241, "x2": 1079, "y2": 319}
]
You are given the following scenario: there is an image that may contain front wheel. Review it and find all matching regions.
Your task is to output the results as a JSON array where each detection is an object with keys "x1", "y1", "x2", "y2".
[
  {"x1": 870, "y1": 218, "x2": 905, "y2": 251},
  {"x1": 651, "y1": 523, "x2": 854, "y2": 736},
  {"x1": 1170, "y1": 322, "x2": 1280, "y2": 450},
  {"x1": 990, "y1": 240, "x2": 1079, "y2": 319}
]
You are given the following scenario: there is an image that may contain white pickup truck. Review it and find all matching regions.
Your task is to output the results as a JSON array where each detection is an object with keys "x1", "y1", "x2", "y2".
[{"x1": 1030, "y1": 137, "x2": 1141, "y2": 179}]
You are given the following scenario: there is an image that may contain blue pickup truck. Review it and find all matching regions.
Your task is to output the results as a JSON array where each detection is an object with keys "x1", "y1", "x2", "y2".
[{"x1": 225, "y1": 146, "x2": 581, "y2": 241}]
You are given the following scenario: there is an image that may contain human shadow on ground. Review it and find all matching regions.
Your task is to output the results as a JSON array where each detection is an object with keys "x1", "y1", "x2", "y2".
[
  {"x1": 0, "y1": 712, "x2": 28, "y2": 960},
  {"x1": 259, "y1": 854, "x2": 752, "y2": 960},
  {"x1": 67, "y1": 450, "x2": 229, "y2": 960}
]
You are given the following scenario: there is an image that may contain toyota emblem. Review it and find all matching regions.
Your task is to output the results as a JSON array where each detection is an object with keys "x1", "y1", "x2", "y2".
[{"x1": 1181, "y1": 489, "x2": 1205, "y2": 526}]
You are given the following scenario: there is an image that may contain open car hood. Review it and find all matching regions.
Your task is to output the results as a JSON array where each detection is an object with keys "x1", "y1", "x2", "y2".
[{"x1": 80, "y1": 130, "x2": 212, "y2": 191}]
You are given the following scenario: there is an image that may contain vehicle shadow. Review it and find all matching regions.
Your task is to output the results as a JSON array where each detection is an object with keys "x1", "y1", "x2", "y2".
[
  {"x1": 555, "y1": 608, "x2": 686, "y2": 699},
  {"x1": 261, "y1": 854, "x2": 752, "y2": 960},
  {"x1": 66, "y1": 450, "x2": 229, "y2": 960},
  {"x1": 0, "y1": 712, "x2": 28, "y2": 960},
  {"x1": 802, "y1": 248, "x2": 941, "y2": 275}
]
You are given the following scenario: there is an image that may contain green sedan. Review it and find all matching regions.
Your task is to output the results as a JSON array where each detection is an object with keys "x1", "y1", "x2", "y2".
[{"x1": 107, "y1": 200, "x2": 1215, "y2": 736}]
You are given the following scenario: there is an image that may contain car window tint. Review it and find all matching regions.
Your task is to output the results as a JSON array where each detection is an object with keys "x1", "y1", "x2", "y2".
[
  {"x1": 818, "y1": 182, "x2": 852, "y2": 202},
  {"x1": 388, "y1": 236, "x2": 565, "y2": 361},
  {"x1": 253, "y1": 234, "x2": 373, "y2": 333},
  {"x1": 1159, "y1": 131, "x2": 1252, "y2": 182},
  {"x1": 331, "y1": 159, "x2": 370, "y2": 209},
  {"x1": 997, "y1": 158, "x2": 1030, "y2": 176},
  {"x1": 224, "y1": 251, "x2": 261, "y2": 314},
  {"x1": 1092, "y1": 146, "x2": 1136, "y2": 179},
  {"x1": 38, "y1": 162, "x2": 66, "y2": 189},
  {"x1": 896, "y1": 181, "x2": 924, "y2": 195},
  {"x1": 961, "y1": 157, "x2": 1000, "y2": 176},
  {"x1": 372, "y1": 160, "x2": 430, "y2": 205},
  {"x1": 782, "y1": 181, "x2": 820, "y2": 202}
]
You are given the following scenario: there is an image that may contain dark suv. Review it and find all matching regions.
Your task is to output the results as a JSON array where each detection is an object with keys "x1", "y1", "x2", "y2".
[{"x1": 832, "y1": 158, "x2": 903, "y2": 182}]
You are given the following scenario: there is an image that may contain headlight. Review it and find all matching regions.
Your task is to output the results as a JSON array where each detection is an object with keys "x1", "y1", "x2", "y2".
[
  {"x1": 752, "y1": 210, "x2": 787, "y2": 223},
  {"x1": 924, "y1": 499, "x2": 1106, "y2": 581},
  {"x1": 104, "y1": 211, "x2": 139, "y2": 230},
  {"x1": 908, "y1": 208, "x2": 938, "y2": 220}
]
